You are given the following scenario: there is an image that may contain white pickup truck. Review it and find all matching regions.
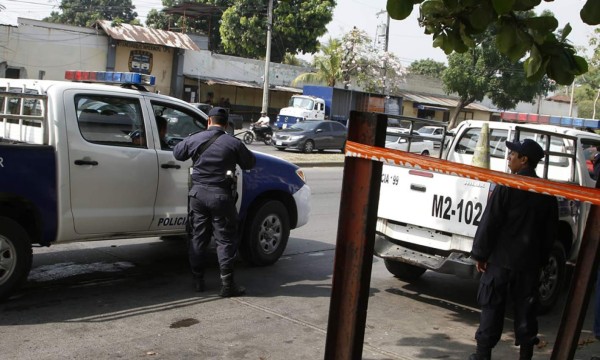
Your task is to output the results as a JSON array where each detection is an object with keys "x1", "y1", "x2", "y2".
[
  {"x1": 0, "y1": 73, "x2": 311, "y2": 300},
  {"x1": 376, "y1": 120, "x2": 600, "y2": 312}
]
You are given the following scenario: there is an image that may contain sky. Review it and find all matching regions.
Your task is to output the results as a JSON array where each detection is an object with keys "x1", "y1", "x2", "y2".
[{"x1": 1, "y1": 0, "x2": 596, "y2": 67}]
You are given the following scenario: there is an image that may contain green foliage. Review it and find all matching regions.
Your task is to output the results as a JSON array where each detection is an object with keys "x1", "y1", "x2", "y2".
[
  {"x1": 407, "y1": 58, "x2": 447, "y2": 78},
  {"x1": 220, "y1": 0, "x2": 335, "y2": 62},
  {"x1": 292, "y1": 38, "x2": 342, "y2": 87},
  {"x1": 576, "y1": 100, "x2": 600, "y2": 119},
  {"x1": 44, "y1": 0, "x2": 138, "y2": 27},
  {"x1": 386, "y1": 0, "x2": 596, "y2": 85},
  {"x1": 442, "y1": 30, "x2": 553, "y2": 129}
]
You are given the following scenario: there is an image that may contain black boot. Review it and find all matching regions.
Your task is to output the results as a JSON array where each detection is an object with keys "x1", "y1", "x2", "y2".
[
  {"x1": 468, "y1": 345, "x2": 491, "y2": 360},
  {"x1": 519, "y1": 344, "x2": 534, "y2": 360},
  {"x1": 219, "y1": 270, "x2": 245, "y2": 297},
  {"x1": 192, "y1": 272, "x2": 205, "y2": 292}
]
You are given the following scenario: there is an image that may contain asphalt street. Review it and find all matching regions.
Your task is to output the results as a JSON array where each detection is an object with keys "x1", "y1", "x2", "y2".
[{"x1": 1, "y1": 166, "x2": 599, "y2": 360}]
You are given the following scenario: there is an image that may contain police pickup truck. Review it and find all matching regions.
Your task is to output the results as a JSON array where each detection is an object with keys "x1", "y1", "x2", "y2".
[
  {"x1": 376, "y1": 120, "x2": 600, "y2": 312},
  {"x1": 0, "y1": 72, "x2": 311, "y2": 300}
]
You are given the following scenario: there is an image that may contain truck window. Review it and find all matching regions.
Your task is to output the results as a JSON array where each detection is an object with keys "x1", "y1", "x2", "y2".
[
  {"x1": 151, "y1": 102, "x2": 206, "y2": 146},
  {"x1": 582, "y1": 139, "x2": 600, "y2": 180},
  {"x1": 455, "y1": 128, "x2": 508, "y2": 158},
  {"x1": 75, "y1": 95, "x2": 144, "y2": 148}
]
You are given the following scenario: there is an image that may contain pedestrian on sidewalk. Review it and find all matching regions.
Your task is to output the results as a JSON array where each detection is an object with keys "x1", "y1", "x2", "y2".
[{"x1": 468, "y1": 138, "x2": 559, "y2": 360}]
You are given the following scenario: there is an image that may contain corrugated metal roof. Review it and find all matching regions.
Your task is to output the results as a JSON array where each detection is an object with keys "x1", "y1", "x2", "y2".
[
  {"x1": 186, "y1": 75, "x2": 302, "y2": 93},
  {"x1": 96, "y1": 20, "x2": 200, "y2": 51},
  {"x1": 398, "y1": 91, "x2": 492, "y2": 112}
]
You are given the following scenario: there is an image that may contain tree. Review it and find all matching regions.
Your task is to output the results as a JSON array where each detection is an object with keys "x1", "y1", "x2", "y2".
[
  {"x1": 145, "y1": 0, "x2": 228, "y2": 52},
  {"x1": 443, "y1": 30, "x2": 553, "y2": 129},
  {"x1": 44, "y1": 0, "x2": 139, "y2": 27},
  {"x1": 407, "y1": 58, "x2": 446, "y2": 78},
  {"x1": 220, "y1": 0, "x2": 335, "y2": 63},
  {"x1": 574, "y1": 28, "x2": 600, "y2": 118},
  {"x1": 386, "y1": 0, "x2": 600, "y2": 85},
  {"x1": 292, "y1": 28, "x2": 406, "y2": 93}
]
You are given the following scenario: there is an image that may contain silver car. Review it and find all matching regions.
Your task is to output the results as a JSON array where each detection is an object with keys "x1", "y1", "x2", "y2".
[{"x1": 272, "y1": 120, "x2": 347, "y2": 153}]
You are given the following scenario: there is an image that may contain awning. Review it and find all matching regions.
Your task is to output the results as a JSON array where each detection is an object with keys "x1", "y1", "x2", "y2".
[
  {"x1": 96, "y1": 20, "x2": 200, "y2": 51},
  {"x1": 399, "y1": 91, "x2": 492, "y2": 112},
  {"x1": 184, "y1": 74, "x2": 302, "y2": 93},
  {"x1": 415, "y1": 104, "x2": 450, "y2": 112}
]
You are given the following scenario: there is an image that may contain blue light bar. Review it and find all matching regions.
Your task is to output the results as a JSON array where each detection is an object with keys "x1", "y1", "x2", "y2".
[{"x1": 65, "y1": 70, "x2": 156, "y2": 86}]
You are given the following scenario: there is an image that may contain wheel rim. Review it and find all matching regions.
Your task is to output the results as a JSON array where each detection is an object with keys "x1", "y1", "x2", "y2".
[
  {"x1": 539, "y1": 255, "x2": 559, "y2": 301},
  {"x1": 0, "y1": 235, "x2": 17, "y2": 285},
  {"x1": 258, "y1": 213, "x2": 283, "y2": 255},
  {"x1": 243, "y1": 133, "x2": 253, "y2": 144},
  {"x1": 304, "y1": 141, "x2": 314, "y2": 153}
]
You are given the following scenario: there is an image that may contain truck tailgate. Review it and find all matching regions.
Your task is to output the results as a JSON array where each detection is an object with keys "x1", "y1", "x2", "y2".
[{"x1": 378, "y1": 164, "x2": 491, "y2": 238}]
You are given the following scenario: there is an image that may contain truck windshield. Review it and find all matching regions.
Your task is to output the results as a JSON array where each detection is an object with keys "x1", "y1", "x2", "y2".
[{"x1": 290, "y1": 97, "x2": 314, "y2": 110}]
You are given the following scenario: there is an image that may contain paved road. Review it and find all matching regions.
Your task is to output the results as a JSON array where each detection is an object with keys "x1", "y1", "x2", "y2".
[{"x1": 1, "y1": 167, "x2": 599, "y2": 359}]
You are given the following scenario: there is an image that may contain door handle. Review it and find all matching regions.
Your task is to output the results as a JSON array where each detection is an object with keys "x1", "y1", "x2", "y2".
[
  {"x1": 161, "y1": 164, "x2": 181, "y2": 169},
  {"x1": 74, "y1": 159, "x2": 98, "y2": 166},
  {"x1": 410, "y1": 184, "x2": 426, "y2": 192}
]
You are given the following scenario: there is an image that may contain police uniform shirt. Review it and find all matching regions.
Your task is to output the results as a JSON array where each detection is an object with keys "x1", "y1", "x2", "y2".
[{"x1": 173, "y1": 126, "x2": 256, "y2": 188}]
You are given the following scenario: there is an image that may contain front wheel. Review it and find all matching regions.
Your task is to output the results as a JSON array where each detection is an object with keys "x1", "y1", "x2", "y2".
[
  {"x1": 240, "y1": 200, "x2": 290, "y2": 266},
  {"x1": 384, "y1": 259, "x2": 426, "y2": 281},
  {"x1": 243, "y1": 132, "x2": 254, "y2": 145},
  {"x1": 263, "y1": 133, "x2": 272, "y2": 145},
  {"x1": 421, "y1": 150, "x2": 430, "y2": 156},
  {"x1": 0, "y1": 217, "x2": 33, "y2": 300},
  {"x1": 538, "y1": 242, "x2": 566, "y2": 314},
  {"x1": 302, "y1": 140, "x2": 315, "y2": 153}
]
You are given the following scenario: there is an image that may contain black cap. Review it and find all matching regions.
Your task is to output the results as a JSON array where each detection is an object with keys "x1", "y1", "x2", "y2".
[
  {"x1": 208, "y1": 106, "x2": 228, "y2": 120},
  {"x1": 505, "y1": 138, "x2": 545, "y2": 163}
]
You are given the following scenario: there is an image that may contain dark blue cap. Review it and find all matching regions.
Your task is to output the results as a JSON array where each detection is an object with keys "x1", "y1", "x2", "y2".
[
  {"x1": 505, "y1": 138, "x2": 545, "y2": 163},
  {"x1": 208, "y1": 106, "x2": 228, "y2": 120}
]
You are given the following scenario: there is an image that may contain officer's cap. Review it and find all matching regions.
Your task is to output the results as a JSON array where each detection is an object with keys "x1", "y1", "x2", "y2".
[
  {"x1": 505, "y1": 138, "x2": 545, "y2": 163},
  {"x1": 208, "y1": 107, "x2": 228, "y2": 120}
]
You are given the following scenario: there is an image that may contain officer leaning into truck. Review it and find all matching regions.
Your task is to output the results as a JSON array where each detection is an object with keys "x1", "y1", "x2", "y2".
[
  {"x1": 173, "y1": 107, "x2": 256, "y2": 297},
  {"x1": 468, "y1": 138, "x2": 559, "y2": 360}
]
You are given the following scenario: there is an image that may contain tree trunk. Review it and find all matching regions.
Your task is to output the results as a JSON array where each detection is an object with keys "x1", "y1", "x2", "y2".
[{"x1": 448, "y1": 97, "x2": 474, "y2": 130}]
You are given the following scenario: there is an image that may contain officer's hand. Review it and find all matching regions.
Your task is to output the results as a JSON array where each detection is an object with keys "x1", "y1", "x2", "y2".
[{"x1": 476, "y1": 260, "x2": 487, "y2": 273}]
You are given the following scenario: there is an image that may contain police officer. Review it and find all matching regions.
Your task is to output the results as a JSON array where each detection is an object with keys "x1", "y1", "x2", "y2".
[
  {"x1": 469, "y1": 138, "x2": 559, "y2": 360},
  {"x1": 173, "y1": 107, "x2": 256, "y2": 297}
]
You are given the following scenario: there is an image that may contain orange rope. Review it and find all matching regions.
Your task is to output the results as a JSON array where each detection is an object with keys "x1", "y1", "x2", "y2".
[{"x1": 345, "y1": 141, "x2": 600, "y2": 206}]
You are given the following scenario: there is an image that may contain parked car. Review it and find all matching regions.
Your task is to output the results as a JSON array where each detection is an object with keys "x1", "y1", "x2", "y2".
[
  {"x1": 385, "y1": 130, "x2": 434, "y2": 156},
  {"x1": 272, "y1": 120, "x2": 347, "y2": 153},
  {"x1": 190, "y1": 103, "x2": 243, "y2": 134}
]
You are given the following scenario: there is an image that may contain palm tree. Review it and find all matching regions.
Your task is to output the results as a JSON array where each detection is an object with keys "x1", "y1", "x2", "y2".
[{"x1": 291, "y1": 38, "x2": 343, "y2": 87}]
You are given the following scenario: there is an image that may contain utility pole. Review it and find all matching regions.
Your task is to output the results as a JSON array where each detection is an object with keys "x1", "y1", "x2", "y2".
[
  {"x1": 261, "y1": 0, "x2": 273, "y2": 114},
  {"x1": 375, "y1": 9, "x2": 390, "y2": 95}
]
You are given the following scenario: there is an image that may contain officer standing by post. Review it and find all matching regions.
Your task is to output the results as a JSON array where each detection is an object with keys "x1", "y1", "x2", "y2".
[
  {"x1": 468, "y1": 138, "x2": 559, "y2": 360},
  {"x1": 173, "y1": 107, "x2": 256, "y2": 297}
]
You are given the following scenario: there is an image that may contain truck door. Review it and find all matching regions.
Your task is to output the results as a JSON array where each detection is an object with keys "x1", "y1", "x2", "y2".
[
  {"x1": 146, "y1": 101, "x2": 205, "y2": 232},
  {"x1": 64, "y1": 91, "x2": 158, "y2": 234}
]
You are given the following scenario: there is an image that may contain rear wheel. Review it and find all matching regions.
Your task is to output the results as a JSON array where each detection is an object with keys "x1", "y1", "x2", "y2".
[
  {"x1": 0, "y1": 217, "x2": 33, "y2": 300},
  {"x1": 243, "y1": 132, "x2": 254, "y2": 145},
  {"x1": 421, "y1": 150, "x2": 430, "y2": 156},
  {"x1": 240, "y1": 200, "x2": 290, "y2": 266},
  {"x1": 538, "y1": 242, "x2": 566, "y2": 314},
  {"x1": 384, "y1": 259, "x2": 426, "y2": 281},
  {"x1": 302, "y1": 140, "x2": 315, "y2": 153}
]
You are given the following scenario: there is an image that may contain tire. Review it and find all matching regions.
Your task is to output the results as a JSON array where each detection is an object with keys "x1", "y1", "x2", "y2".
[
  {"x1": 340, "y1": 141, "x2": 346, "y2": 153},
  {"x1": 384, "y1": 259, "x2": 426, "y2": 281},
  {"x1": 302, "y1": 140, "x2": 315, "y2": 153},
  {"x1": 421, "y1": 150, "x2": 430, "y2": 156},
  {"x1": 263, "y1": 134, "x2": 272, "y2": 145},
  {"x1": 538, "y1": 242, "x2": 566, "y2": 314},
  {"x1": 243, "y1": 132, "x2": 254, "y2": 145},
  {"x1": 240, "y1": 200, "x2": 290, "y2": 266},
  {"x1": 0, "y1": 217, "x2": 33, "y2": 300}
]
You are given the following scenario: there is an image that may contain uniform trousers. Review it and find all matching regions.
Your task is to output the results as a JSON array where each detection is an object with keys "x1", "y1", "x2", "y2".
[
  {"x1": 475, "y1": 262, "x2": 540, "y2": 349},
  {"x1": 188, "y1": 184, "x2": 238, "y2": 275}
]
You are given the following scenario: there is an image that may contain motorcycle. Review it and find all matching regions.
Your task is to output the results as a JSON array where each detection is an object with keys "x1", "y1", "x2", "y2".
[{"x1": 243, "y1": 123, "x2": 273, "y2": 145}]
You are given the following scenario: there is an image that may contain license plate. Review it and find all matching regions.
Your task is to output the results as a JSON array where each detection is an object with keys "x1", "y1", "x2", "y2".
[
  {"x1": 282, "y1": 124, "x2": 287, "y2": 129},
  {"x1": 276, "y1": 141, "x2": 283, "y2": 146}
]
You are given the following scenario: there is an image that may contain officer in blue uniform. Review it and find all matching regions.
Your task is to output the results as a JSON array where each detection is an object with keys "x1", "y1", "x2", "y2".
[
  {"x1": 173, "y1": 107, "x2": 256, "y2": 297},
  {"x1": 468, "y1": 139, "x2": 559, "y2": 360}
]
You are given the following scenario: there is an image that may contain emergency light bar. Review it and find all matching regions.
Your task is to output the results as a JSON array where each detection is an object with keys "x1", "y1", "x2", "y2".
[{"x1": 65, "y1": 70, "x2": 156, "y2": 86}]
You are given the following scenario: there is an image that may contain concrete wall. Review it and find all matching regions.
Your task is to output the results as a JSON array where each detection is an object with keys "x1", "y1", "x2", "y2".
[{"x1": 0, "y1": 18, "x2": 107, "y2": 80}]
